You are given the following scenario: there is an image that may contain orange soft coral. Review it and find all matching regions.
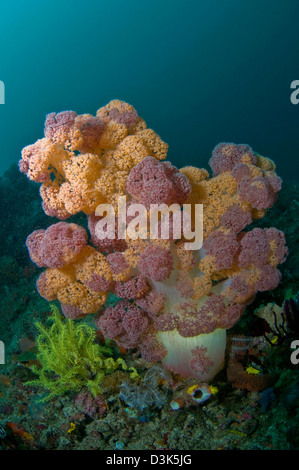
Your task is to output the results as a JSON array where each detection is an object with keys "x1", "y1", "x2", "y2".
[
  {"x1": 36, "y1": 247, "x2": 111, "y2": 317},
  {"x1": 21, "y1": 102, "x2": 287, "y2": 382},
  {"x1": 19, "y1": 100, "x2": 168, "y2": 218}
]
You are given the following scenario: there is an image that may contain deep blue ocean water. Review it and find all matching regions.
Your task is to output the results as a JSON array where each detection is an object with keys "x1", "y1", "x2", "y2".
[{"x1": 0, "y1": 0, "x2": 299, "y2": 180}]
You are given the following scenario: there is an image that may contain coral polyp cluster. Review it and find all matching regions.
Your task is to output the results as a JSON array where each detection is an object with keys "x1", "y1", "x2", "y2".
[
  {"x1": 19, "y1": 100, "x2": 287, "y2": 382},
  {"x1": 19, "y1": 100, "x2": 168, "y2": 218}
]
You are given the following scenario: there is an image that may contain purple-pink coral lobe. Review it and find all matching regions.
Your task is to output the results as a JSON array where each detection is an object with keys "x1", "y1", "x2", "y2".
[
  {"x1": 95, "y1": 301, "x2": 148, "y2": 348},
  {"x1": 126, "y1": 156, "x2": 191, "y2": 207},
  {"x1": 220, "y1": 204, "x2": 252, "y2": 233},
  {"x1": 209, "y1": 143, "x2": 256, "y2": 176},
  {"x1": 204, "y1": 230, "x2": 239, "y2": 270},
  {"x1": 115, "y1": 275, "x2": 149, "y2": 299},
  {"x1": 237, "y1": 176, "x2": 278, "y2": 210},
  {"x1": 108, "y1": 107, "x2": 139, "y2": 128},
  {"x1": 238, "y1": 228, "x2": 271, "y2": 268},
  {"x1": 61, "y1": 303, "x2": 85, "y2": 320},
  {"x1": 26, "y1": 222, "x2": 87, "y2": 268},
  {"x1": 138, "y1": 244, "x2": 173, "y2": 281}
]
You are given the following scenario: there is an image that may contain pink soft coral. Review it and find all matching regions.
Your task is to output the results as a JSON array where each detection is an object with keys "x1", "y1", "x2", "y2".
[{"x1": 20, "y1": 102, "x2": 288, "y2": 382}]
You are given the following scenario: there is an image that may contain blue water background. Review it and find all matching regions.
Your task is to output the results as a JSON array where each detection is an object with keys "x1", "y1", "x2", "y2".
[{"x1": 0, "y1": 0, "x2": 299, "y2": 182}]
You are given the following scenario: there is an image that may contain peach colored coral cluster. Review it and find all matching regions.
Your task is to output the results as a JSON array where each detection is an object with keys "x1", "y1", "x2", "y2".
[{"x1": 20, "y1": 100, "x2": 168, "y2": 219}]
